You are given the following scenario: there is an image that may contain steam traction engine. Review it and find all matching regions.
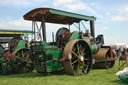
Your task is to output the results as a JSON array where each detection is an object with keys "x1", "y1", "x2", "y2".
[
  {"x1": 23, "y1": 8, "x2": 116, "y2": 75},
  {"x1": 0, "y1": 30, "x2": 34, "y2": 74}
]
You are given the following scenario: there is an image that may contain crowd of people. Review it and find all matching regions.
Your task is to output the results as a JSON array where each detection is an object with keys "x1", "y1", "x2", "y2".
[{"x1": 115, "y1": 46, "x2": 128, "y2": 59}]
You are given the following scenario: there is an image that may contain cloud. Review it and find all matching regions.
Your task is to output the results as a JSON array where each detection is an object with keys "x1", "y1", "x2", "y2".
[
  {"x1": 105, "y1": 35, "x2": 128, "y2": 45},
  {"x1": 0, "y1": 19, "x2": 31, "y2": 30},
  {"x1": 112, "y1": 6, "x2": 128, "y2": 22},
  {"x1": 53, "y1": 0, "x2": 73, "y2": 6},
  {"x1": 52, "y1": 0, "x2": 86, "y2": 11},
  {"x1": 53, "y1": 0, "x2": 87, "y2": 11},
  {"x1": 97, "y1": 26, "x2": 110, "y2": 30},
  {"x1": 1, "y1": 0, "x2": 104, "y2": 20},
  {"x1": 0, "y1": 18, "x2": 68, "y2": 31},
  {"x1": 112, "y1": 16, "x2": 125, "y2": 21},
  {"x1": 0, "y1": 0, "x2": 30, "y2": 6},
  {"x1": 64, "y1": 2, "x2": 88, "y2": 11},
  {"x1": 52, "y1": 0, "x2": 104, "y2": 19},
  {"x1": 0, "y1": 0, "x2": 48, "y2": 7}
]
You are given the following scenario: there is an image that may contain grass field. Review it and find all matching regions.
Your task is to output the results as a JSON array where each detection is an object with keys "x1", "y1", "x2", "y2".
[{"x1": 0, "y1": 61, "x2": 127, "y2": 85}]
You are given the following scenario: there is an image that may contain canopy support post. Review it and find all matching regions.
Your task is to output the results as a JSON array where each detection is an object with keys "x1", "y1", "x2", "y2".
[
  {"x1": 68, "y1": 24, "x2": 70, "y2": 31},
  {"x1": 78, "y1": 23, "x2": 80, "y2": 32},
  {"x1": 41, "y1": 16, "x2": 47, "y2": 42},
  {"x1": 32, "y1": 21, "x2": 34, "y2": 40},
  {"x1": 90, "y1": 20, "x2": 95, "y2": 38},
  {"x1": 34, "y1": 21, "x2": 36, "y2": 40}
]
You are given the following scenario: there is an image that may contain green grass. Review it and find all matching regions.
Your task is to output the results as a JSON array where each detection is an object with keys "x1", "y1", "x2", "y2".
[{"x1": 0, "y1": 61, "x2": 127, "y2": 85}]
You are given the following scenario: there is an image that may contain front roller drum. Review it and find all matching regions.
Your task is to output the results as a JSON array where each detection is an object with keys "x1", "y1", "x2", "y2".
[
  {"x1": 63, "y1": 40, "x2": 92, "y2": 75},
  {"x1": 13, "y1": 48, "x2": 34, "y2": 73},
  {"x1": 93, "y1": 48, "x2": 115, "y2": 69}
]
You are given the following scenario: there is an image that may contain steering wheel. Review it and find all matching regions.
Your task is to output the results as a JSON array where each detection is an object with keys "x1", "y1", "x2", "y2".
[{"x1": 62, "y1": 30, "x2": 71, "y2": 40}]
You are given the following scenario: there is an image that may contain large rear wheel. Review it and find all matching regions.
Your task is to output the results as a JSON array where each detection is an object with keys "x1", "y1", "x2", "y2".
[{"x1": 63, "y1": 40, "x2": 92, "y2": 75}]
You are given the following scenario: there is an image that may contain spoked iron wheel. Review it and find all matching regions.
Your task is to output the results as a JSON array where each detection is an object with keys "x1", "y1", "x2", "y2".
[
  {"x1": 13, "y1": 48, "x2": 34, "y2": 73},
  {"x1": 63, "y1": 40, "x2": 92, "y2": 75}
]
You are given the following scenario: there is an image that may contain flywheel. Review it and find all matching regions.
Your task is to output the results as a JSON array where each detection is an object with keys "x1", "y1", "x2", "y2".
[{"x1": 63, "y1": 40, "x2": 92, "y2": 75}]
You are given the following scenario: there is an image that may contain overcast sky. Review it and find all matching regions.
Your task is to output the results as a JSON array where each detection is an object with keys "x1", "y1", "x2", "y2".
[{"x1": 0, "y1": 0, "x2": 128, "y2": 45}]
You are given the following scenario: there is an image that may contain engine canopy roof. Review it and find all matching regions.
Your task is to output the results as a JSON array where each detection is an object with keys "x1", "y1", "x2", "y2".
[{"x1": 24, "y1": 8, "x2": 96, "y2": 24}]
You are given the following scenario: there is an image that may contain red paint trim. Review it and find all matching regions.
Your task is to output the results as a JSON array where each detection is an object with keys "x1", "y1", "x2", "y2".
[
  {"x1": 52, "y1": 57, "x2": 57, "y2": 61},
  {"x1": 59, "y1": 57, "x2": 68, "y2": 62},
  {"x1": 102, "y1": 46, "x2": 113, "y2": 57}
]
